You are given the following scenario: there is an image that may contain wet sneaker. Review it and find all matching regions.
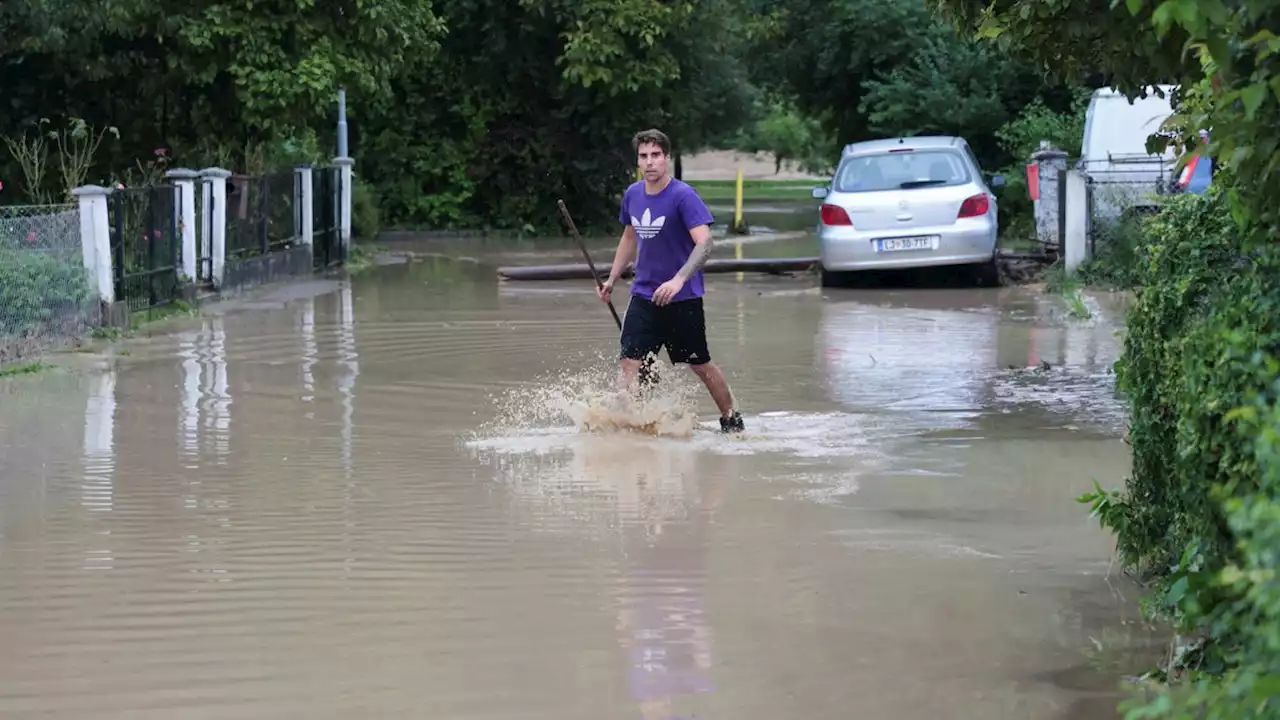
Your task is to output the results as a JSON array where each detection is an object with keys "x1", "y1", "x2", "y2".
[{"x1": 719, "y1": 411, "x2": 744, "y2": 434}]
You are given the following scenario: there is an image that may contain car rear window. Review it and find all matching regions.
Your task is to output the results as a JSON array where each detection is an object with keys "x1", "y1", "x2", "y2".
[{"x1": 834, "y1": 149, "x2": 972, "y2": 193}]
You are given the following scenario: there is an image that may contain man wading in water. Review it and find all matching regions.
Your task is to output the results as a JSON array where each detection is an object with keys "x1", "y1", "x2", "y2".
[{"x1": 597, "y1": 128, "x2": 745, "y2": 434}]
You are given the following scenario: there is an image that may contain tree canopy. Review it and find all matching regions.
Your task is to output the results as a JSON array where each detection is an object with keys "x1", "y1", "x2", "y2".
[
  {"x1": 744, "y1": 0, "x2": 1081, "y2": 172},
  {"x1": 929, "y1": 0, "x2": 1280, "y2": 239},
  {"x1": 1, "y1": 0, "x2": 1102, "y2": 232}
]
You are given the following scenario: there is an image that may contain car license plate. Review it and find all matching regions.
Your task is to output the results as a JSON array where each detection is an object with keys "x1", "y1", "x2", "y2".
[{"x1": 876, "y1": 235, "x2": 937, "y2": 252}]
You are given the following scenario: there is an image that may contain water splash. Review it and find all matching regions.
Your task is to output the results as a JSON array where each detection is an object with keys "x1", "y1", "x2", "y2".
[{"x1": 481, "y1": 352, "x2": 703, "y2": 439}]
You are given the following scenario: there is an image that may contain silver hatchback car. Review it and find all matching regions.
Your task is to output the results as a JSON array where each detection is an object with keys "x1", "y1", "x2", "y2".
[{"x1": 812, "y1": 136, "x2": 1005, "y2": 286}]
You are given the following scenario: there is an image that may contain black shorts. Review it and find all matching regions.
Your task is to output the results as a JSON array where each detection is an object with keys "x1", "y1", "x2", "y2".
[{"x1": 620, "y1": 295, "x2": 711, "y2": 366}]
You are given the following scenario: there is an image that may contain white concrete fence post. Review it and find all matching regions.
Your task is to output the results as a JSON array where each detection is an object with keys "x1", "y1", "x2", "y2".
[
  {"x1": 72, "y1": 185, "x2": 115, "y2": 306},
  {"x1": 1031, "y1": 142, "x2": 1068, "y2": 248},
  {"x1": 296, "y1": 165, "x2": 314, "y2": 248},
  {"x1": 333, "y1": 156, "x2": 354, "y2": 257},
  {"x1": 1063, "y1": 169, "x2": 1090, "y2": 274},
  {"x1": 200, "y1": 168, "x2": 231, "y2": 289},
  {"x1": 166, "y1": 168, "x2": 199, "y2": 282}
]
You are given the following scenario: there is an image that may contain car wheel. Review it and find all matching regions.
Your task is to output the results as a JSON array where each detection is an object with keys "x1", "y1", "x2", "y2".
[
  {"x1": 972, "y1": 259, "x2": 1001, "y2": 287},
  {"x1": 820, "y1": 268, "x2": 846, "y2": 288}
]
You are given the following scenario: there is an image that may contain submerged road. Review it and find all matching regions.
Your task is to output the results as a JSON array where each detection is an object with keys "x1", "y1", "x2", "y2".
[{"x1": 0, "y1": 256, "x2": 1161, "y2": 719}]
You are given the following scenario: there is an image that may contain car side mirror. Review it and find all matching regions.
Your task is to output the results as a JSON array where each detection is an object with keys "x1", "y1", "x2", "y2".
[
  {"x1": 989, "y1": 175, "x2": 1006, "y2": 189},
  {"x1": 811, "y1": 186, "x2": 829, "y2": 199}
]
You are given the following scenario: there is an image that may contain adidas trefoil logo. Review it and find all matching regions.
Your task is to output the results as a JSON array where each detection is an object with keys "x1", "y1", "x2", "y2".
[{"x1": 632, "y1": 208, "x2": 666, "y2": 240}]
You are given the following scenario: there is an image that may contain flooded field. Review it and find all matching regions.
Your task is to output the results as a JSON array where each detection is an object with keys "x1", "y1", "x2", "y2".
[{"x1": 0, "y1": 247, "x2": 1162, "y2": 719}]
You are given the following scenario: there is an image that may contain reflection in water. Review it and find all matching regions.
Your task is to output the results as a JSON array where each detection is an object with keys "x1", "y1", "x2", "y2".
[
  {"x1": 81, "y1": 367, "x2": 116, "y2": 512},
  {"x1": 208, "y1": 316, "x2": 232, "y2": 461},
  {"x1": 616, "y1": 476, "x2": 718, "y2": 720},
  {"x1": 818, "y1": 297, "x2": 996, "y2": 422},
  {"x1": 300, "y1": 295, "x2": 318, "y2": 409},
  {"x1": 817, "y1": 291, "x2": 1129, "y2": 438},
  {"x1": 335, "y1": 282, "x2": 360, "y2": 581},
  {"x1": 179, "y1": 330, "x2": 200, "y2": 462},
  {"x1": 177, "y1": 317, "x2": 233, "y2": 465},
  {"x1": 176, "y1": 318, "x2": 235, "y2": 581},
  {"x1": 736, "y1": 288, "x2": 746, "y2": 352},
  {"x1": 995, "y1": 292, "x2": 1128, "y2": 435},
  {"x1": 338, "y1": 282, "x2": 359, "y2": 477},
  {"x1": 477, "y1": 433, "x2": 721, "y2": 718},
  {"x1": 81, "y1": 366, "x2": 116, "y2": 570}
]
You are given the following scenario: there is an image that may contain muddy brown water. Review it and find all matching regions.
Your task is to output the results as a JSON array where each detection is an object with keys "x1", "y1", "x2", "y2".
[{"x1": 0, "y1": 254, "x2": 1163, "y2": 719}]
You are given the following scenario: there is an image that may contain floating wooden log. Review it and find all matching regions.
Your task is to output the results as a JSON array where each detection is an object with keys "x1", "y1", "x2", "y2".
[{"x1": 497, "y1": 257, "x2": 820, "y2": 281}]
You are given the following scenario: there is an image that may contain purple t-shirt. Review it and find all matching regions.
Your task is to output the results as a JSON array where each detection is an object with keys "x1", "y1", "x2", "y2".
[{"x1": 618, "y1": 178, "x2": 715, "y2": 303}]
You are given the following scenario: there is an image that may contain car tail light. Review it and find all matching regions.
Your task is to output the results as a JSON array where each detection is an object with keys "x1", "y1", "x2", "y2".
[
  {"x1": 820, "y1": 203, "x2": 853, "y2": 226},
  {"x1": 958, "y1": 194, "x2": 989, "y2": 218}
]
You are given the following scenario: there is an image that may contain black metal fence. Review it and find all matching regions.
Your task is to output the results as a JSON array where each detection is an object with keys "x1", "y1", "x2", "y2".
[
  {"x1": 109, "y1": 185, "x2": 183, "y2": 312},
  {"x1": 313, "y1": 166, "x2": 343, "y2": 269},
  {"x1": 100, "y1": 167, "x2": 342, "y2": 308},
  {"x1": 226, "y1": 170, "x2": 301, "y2": 260}
]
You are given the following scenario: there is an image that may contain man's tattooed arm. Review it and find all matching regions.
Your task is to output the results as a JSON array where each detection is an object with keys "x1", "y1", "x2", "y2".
[{"x1": 675, "y1": 235, "x2": 713, "y2": 281}]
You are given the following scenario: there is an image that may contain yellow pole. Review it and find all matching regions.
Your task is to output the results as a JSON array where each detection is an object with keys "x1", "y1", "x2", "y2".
[
  {"x1": 735, "y1": 238, "x2": 744, "y2": 284},
  {"x1": 636, "y1": 168, "x2": 642, "y2": 182},
  {"x1": 733, "y1": 168, "x2": 744, "y2": 234}
]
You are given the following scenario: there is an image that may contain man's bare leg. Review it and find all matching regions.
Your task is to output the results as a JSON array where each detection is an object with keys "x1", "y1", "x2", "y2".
[
  {"x1": 618, "y1": 355, "x2": 661, "y2": 395},
  {"x1": 689, "y1": 361, "x2": 735, "y2": 417},
  {"x1": 618, "y1": 358, "x2": 643, "y2": 393}
]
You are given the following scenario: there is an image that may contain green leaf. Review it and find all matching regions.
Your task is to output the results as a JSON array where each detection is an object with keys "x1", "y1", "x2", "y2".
[
  {"x1": 1241, "y1": 83, "x2": 1267, "y2": 119},
  {"x1": 1205, "y1": 34, "x2": 1233, "y2": 74},
  {"x1": 1248, "y1": 675, "x2": 1280, "y2": 704}
]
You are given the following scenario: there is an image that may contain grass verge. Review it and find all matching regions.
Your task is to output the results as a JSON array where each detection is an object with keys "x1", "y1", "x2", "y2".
[
  {"x1": 1044, "y1": 261, "x2": 1093, "y2": 320},
  {"x1": 687, "y1": 179, "x2": 820, "y2": 203},
  {"x1": 347, "y1": 243, "x2": 391, "y2": 275},
  {"x1": 0, "y1": 360, "x2": 52, "y2": 378},
  {"x1": 89, "y1": 299, "x2": 199, "y2": 341}
]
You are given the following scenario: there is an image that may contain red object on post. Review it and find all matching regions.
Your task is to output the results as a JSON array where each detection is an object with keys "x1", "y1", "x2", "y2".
[{"x1": 1026, "y1": 164, "x2": 1039, "y2": 201}]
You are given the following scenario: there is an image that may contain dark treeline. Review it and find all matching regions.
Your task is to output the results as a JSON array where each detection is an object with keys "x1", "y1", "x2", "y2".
[{"x1": 0, "y1": 0, "x2": 1085, "y2": 233}]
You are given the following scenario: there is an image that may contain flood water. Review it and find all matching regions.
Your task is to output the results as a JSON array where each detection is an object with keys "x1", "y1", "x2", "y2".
[{"x1": 0, "y1": 249, "x2": 1162, "y2": 719}]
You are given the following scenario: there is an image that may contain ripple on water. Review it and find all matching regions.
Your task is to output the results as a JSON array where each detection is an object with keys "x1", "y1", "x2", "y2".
[{"x1": 988, "y1": 365, "x2": 1127, "y2": 435}]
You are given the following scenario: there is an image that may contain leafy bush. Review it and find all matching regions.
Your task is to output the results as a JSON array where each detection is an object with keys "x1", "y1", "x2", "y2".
[
  {"x1": 1077, "y1": 213, "x2": 1150, "y2": 289},
  {"x1": 351, "y1": 178, "x2": 381, "y2": 241},
  {"x1": 0, "y1": 249, "x2": 95, "y2": 340},
  {"x1": 994, "y1": 90, "x2": 1091, "y2": 162},
  {"x1": 1079, "y1": 183, "x2": 1280, "y2": 717},
  {"x1": 989, "y1": 90, "x2": 1090, "y2": 246}
]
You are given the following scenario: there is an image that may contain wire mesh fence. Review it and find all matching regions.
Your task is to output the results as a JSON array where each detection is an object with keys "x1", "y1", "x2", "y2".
[{"x1": 0, "y1": 204, "x2": 101, "y2": 364}]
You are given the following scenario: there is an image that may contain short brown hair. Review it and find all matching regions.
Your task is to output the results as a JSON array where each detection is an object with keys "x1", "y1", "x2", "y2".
[{"x1": 632, "y1": 128, "x2": 671, "y2": 156}]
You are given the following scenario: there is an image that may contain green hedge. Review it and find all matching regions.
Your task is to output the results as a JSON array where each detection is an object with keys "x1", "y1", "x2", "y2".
[
  {"x1": 0, "y1": 249, "x2": 96, "y2": 341},
  {"x1": 1083, "y1": 184, "x2": 1280, "y2": 717}
]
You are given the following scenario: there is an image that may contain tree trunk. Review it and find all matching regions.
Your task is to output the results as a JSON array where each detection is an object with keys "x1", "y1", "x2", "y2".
[{"x1": 674, "y1": 151, "x2": 683, "y2": 180}]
